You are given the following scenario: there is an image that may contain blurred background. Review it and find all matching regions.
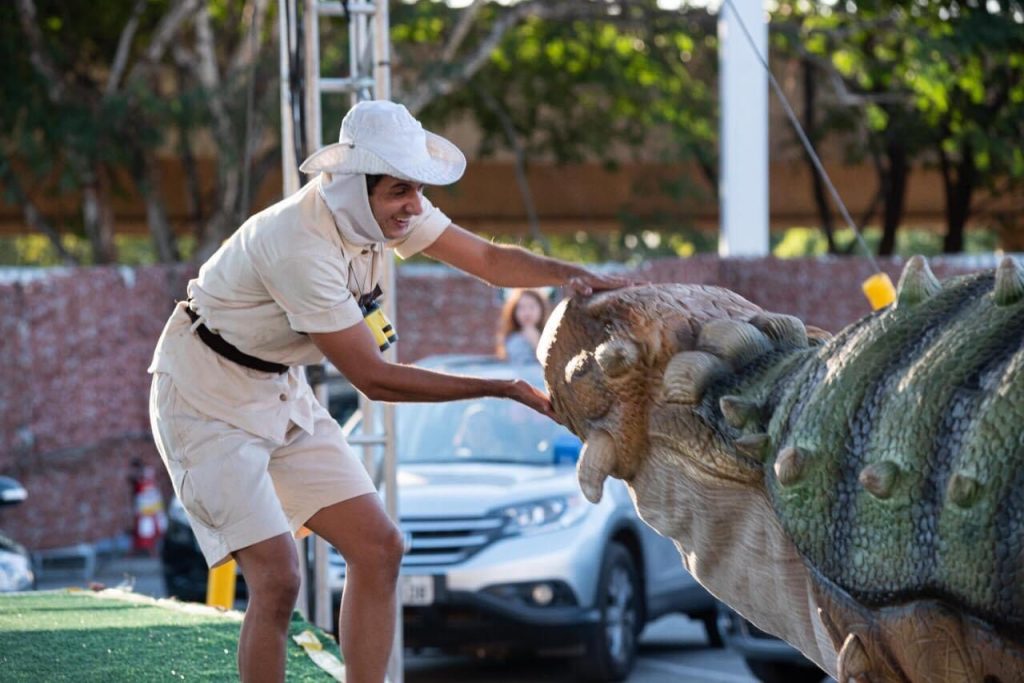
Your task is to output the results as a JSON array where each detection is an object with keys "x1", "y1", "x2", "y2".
[{"x1": 1, "y1": 0, "x2": 1021, "y2": 268}]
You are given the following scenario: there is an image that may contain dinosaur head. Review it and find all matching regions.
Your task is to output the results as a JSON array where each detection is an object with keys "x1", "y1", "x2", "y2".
[{"x1": 539, "y1": 283, "x2": 806, "y2": 502}]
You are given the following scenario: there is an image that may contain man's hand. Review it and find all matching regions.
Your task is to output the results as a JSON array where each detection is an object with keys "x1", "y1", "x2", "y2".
[
  {"x1": 507, "y1": 379, "x2": 560, "y2": 423},
  {"x1": 564, "y1": 272, "x2": 644, "y2": 297}
]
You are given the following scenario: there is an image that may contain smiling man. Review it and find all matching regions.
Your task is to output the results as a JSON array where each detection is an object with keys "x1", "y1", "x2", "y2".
[{"x1": 147, "y1": 100, "x2": 632, "y2": 683}]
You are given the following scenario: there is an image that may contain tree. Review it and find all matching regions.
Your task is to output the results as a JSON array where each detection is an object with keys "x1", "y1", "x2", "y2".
[
  {"x1": 774, "y1": 0, "x2": 1024, "y2": 255},
  {"x1": 3, "y1": 0, "x2": 279, "y2": 264},
  {"x1": 385, "y1": 0, "x2": 720, "y2": 260}
]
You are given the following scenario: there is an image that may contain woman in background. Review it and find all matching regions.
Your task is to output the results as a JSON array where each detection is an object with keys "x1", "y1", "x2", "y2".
[{"x1": 496, "y1": 288, "x2": 549, "y2": 364}]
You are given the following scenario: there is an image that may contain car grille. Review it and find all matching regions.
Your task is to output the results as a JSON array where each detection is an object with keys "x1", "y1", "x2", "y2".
[{"x1": 329, "y1": 515, "x2": 507, "y2": 569}]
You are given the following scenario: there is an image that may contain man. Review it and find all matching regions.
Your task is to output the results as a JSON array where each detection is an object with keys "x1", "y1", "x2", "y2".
[{"x1": 148, "y1": 100, "x2": 631, "y2": 683}]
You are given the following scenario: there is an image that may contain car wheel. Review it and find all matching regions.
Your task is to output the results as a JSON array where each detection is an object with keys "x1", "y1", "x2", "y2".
[
  {"x1": 745, "y1": 659, "x2": 825, "y2": 683},
  {"x1": 697, "y1": 610, "x2": 724, "y2": 648},
  {"x1": 574, "y1": 542, "x2": 641, "y2": 682}
]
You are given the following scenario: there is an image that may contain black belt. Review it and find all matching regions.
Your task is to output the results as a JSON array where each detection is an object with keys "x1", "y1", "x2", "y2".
[{"x1": 184, "y1": 304, "x2": 289, "y2": 374}]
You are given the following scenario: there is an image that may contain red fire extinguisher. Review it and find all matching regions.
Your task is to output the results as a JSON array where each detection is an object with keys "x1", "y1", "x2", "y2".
[{"x1": 132, "y1": 464, "x2": 167, "y2": 554}]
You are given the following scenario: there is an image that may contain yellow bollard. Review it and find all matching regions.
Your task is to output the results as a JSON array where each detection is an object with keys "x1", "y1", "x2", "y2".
[
  {"x1": 206, "y1": 559, "x2": 238, "y2": 609},
  {"x1": 862, "y1": 272, "x2": 897, "y2": 310}
]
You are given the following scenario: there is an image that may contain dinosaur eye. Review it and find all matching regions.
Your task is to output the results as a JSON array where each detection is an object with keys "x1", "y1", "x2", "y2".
[
  {"x1": 562, "y1": 351, "x2": 613, "y2": 419},
  {"x1": 595, "y1": 338, "x2": 639, "y2": 378}
]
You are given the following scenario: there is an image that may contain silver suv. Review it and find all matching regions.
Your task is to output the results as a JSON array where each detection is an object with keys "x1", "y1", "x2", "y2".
[{"x1": 330, "y1": 355, "x2": 718, "y2": 681}]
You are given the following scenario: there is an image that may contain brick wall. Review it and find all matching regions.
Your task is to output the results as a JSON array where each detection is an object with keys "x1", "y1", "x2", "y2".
[{"x1": 0, "y1": 254, "x2": 999, "y2": 551}]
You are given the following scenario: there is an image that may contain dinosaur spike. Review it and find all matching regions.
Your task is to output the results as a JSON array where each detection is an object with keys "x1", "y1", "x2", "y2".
[
  {"x1": 697, "y1": 319, "x2": 773, "y2": 369},
  {"x1": 577, "y1": 430, "x2": 616, "y2": 504},
  {"x1": 896, "y1": 255, "x2": 941, "y2": 307},
  {"x1": 947, "y1": 472, "x2": 981, "y2": 509},
  {"x1": 837, "y1": 633, "x2": 872, "y2": 681},
  {"x1": 720, "y1": 395, "x2": 763, "y2": 429},
  {"x1": 858, "y1": 461, "x2": 900, "y2": 499},
  {"x1": 595, "y1": 338, "x2": 639, "y2": 378},
  {"x1": 993, "y1": 255, "x2": 1024, "y2": 306},
  {"x1": 734, "y1": 433, "x2": 770, "y2": 462},
  {"x1": 747, "y1": 313, "x2": 809, "y2": 349},
  {"x1": 663, "y1": 351, "x2": 727, "y2": 404},
  {"x1": 774, "y1": 446, "x2": 808, "y2": 486}
]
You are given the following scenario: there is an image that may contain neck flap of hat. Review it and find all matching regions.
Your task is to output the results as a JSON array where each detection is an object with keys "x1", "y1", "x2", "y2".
[{"x1": 318, "y1": 172, "x2": 387, "y2": 247}]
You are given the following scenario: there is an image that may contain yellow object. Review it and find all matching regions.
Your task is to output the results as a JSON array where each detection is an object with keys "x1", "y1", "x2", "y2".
[
  {"x1": 862, "y1": 272, "x2": 897, "y2": 310},
  {"x1": 363, "y1": 304, "x2": 398, "y2": 352},
  {"x1": 206, "y1": 559, "x2": 237, "y2": 609},
  {"x1": 293, "y1": 630, "x2": 346, "y2": 682}
]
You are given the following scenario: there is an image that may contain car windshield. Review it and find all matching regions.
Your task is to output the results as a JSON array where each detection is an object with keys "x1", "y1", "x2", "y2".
[{"x1": 395, "y1": 397, "x2": 575, "y2": 465}]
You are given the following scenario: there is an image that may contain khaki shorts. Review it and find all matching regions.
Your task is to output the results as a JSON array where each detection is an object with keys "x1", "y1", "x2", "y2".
[{"x1": 149, "y1": 372, "x2": 376, "y2": 568}]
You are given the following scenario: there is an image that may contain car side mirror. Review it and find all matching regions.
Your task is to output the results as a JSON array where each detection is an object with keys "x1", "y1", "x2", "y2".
[
  {"x1": 0, "y1": 476, "x2": 27, "y2": 507},
  {"x1": 553, "y1": 435, "x2": 583, "y2": 465}
]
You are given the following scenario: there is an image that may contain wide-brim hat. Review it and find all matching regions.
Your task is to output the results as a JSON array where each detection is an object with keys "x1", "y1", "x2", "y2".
[{"x1": 299, "y1": 100, "x2": 466, "y2": 186}]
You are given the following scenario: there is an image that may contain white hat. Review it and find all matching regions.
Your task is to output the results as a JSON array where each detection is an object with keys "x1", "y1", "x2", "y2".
[{"x1": 299, "y1": 100, "x2": 466, "y2": 186}]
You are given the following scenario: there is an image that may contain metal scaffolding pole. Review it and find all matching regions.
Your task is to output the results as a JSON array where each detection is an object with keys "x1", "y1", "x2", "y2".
[{"x1": 278, "y1": 1, "x2": 402, "y2": 679}]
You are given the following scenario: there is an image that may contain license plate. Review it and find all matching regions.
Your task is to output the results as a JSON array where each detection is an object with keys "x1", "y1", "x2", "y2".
[{"x1": 400, "y1": 575, "x2": 434, "y2": 606}]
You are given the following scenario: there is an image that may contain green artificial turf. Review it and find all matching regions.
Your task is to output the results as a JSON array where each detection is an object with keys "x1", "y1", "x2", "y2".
[{"x1": 0, "y1": 590, "x2": 339, "y2": 681}]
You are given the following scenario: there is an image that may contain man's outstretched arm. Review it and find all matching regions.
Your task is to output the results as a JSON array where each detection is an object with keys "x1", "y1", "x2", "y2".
[{"x1": 422, "y1": 223, "x2": 638, "y2": 296}]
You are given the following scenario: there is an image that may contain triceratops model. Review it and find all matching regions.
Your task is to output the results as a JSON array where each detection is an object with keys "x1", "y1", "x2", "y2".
[{"x1": 538, "y1": 256, "x2": 1024, "y2": 682}]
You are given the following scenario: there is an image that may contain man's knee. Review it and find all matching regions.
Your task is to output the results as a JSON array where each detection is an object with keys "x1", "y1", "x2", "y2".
[
  {"x1": 239, "y1": 548, "x2": 302, "y2": 609},
  {"x1": 352, "y1": 523, "x2": 404, "y2": 577}
]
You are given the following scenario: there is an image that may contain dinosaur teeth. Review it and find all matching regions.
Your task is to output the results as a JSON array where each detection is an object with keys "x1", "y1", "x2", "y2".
[
  {"x1": 774, "y1": 446, "x2": 808, "y2": 486},
  {"x1": 697, "y1": 319, "x2": 773, "y2": 369},
  {"x1": 720, "y1": 395, "x2": 763, "y2": 429},
  {"x1": 734, "y1": 433, "x2": 770, "y2": 462},
  {"x1": 663, "y1": 351, "x2": 727, "y2": 404},
  {"x1": 747, "y1": 313, "x2": 809, "y2": 349},
  {"x1": 577, "y1": 430, "x2": 616, "y2": 504},
  {"x1": 993, "y1": 255, "x2": 1024, "y2": 306},
  {"x1": 858, "y1": 461, "x2": 900, "y2": 499},
  {"x1": 896, "y1": 255, "x2": 941, "y2": 307},
  {"x1": 837, "y1": 633, "x2": 871, "y2": 681},
  {"x1": 947, "y1": 472, "x2": 981, "y2": 509}
]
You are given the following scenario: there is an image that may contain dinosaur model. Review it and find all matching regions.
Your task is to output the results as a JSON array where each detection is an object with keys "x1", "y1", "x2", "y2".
[{"x1": 538, "y1": 256, "x2": 1024, "y2": 682}]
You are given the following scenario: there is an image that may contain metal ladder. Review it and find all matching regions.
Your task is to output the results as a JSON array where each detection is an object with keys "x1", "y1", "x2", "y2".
[{"x1": 277, "y1": 1, "x2": 404, "y2": 680}]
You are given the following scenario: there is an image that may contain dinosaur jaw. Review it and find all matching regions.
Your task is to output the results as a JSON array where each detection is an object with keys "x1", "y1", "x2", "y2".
[{"x1": 628, "y1": 444, "x2": 839, "y2": 678}]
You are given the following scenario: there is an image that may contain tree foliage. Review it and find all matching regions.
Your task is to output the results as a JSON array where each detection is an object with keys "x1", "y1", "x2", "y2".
[
  {"x1": 775, "y1": 0, "x2": 1024, "y2": 255},
  {"x1": 2, "y1": 0, "x2": 1022, "y2": 265}
]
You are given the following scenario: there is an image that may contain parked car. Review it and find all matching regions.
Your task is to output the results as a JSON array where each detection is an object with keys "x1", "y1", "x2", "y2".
[
  {"x1": 0, "y1": 476, "x2": 35, "y2": 592},
  {"x1": 329, "y1": 355, "x2": 719, "y2": 681},
  {"x1": 716, "y1": 602, "x2": 828, "y2": 683}
]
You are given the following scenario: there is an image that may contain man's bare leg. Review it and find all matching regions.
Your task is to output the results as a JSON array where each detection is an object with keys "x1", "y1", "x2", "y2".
[
  {"x1": 233, "y1": 534, "x2": 302, "y2": 683},
  {"x1": 306, "y1": 493, "x2": 404, "y2": 683}
]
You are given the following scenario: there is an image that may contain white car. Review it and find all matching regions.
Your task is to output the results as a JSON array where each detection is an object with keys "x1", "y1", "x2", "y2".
[{"x1": 330, "y1": 355, "x2": 719, "y2": 681}]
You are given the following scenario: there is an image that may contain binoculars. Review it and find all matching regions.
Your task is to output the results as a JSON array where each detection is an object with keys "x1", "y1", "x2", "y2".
[{"x1": 359, "y1": 287, "x2": 398, "y2": 352}]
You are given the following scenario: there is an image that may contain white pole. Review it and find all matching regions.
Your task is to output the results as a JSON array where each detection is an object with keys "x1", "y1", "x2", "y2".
[
  {"x1": 718, "y1": 0, "x2": 769, "y2": 256},
  {"x1": 371, "y1": 2, "x2": 404, "y2": 679},
  {"x1": 278, "y1": 0, "x2": 300, "y2": 196}
]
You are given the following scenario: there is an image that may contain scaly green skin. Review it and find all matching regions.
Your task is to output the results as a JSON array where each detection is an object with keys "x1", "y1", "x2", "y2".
[
  {"x1": 539, "y1": 255, "x2": 1024, "y2": 681},
  {"x1": 757, "y1": 269, "x2": 1024, "y2": 635}
]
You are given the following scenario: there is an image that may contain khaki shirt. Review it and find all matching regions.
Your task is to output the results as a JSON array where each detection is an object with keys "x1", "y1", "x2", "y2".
[{"x1": 148, "y1": 178, "x2": 451, "y2": 444}]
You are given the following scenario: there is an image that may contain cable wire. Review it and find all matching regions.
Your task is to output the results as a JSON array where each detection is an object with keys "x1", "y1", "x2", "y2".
[{"x1": 720, "y1": 0, "x2": 882, "y2": 274}]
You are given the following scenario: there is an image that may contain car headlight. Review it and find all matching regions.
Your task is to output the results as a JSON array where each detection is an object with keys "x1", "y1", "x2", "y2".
[
  {"x1": 0, "y1": 549, "x2": 34, "y2": 592},
  {"x1": 500, "y1": 494, "x2": 589, "y2": 536}
]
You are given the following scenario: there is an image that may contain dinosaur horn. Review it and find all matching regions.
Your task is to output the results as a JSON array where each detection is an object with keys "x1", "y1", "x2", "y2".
[
  {"x1": 994, "y1": 255, "x2": 1024, "y2": 306},
  {"x1": 697, "y1": 319, "x2": 773, "y2": 369},
  {"x1": 896, "y1": 255, "x2": 941, "y2": 307},
  {"x1": 747, "y1": 313, "x2": 809, "y2": 348},
  {"x1": 577, "y1": 430, "x2": 616, "y2": 504}
]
